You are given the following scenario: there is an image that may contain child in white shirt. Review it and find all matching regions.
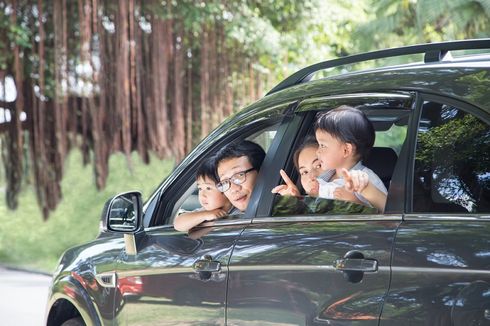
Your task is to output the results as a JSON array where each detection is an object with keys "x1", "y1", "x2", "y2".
[{"x1": 314, "y1": 105, "x2": 387, "y2": 212}]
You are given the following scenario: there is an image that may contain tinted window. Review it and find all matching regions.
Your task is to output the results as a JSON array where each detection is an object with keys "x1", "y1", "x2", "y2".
[{"x1": 413, "y1": 102, "x2": 490, "y2": 213}]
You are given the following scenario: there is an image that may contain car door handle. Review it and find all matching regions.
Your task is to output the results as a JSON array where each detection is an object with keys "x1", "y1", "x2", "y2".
[
  {"x1": 193, "y1": 256, "x2": 221, "y2": 273},
  {"x1": 333, "y1": 257, "x2": 378, "y2": 272}
]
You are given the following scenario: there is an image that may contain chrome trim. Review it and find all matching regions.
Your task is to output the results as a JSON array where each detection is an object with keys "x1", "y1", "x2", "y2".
[
  {"x1": 145, "y1": 218, "x2": 252, "y2": 232},
  {"x1": 228, "y1": 265, "x2": 389, "y2": 272},
  {"x1": 117, "y1": 267, "x2": 195, "y2": 278},
  {"x1": 116, "y1": 265, "x2": 390, "y2": 277},
  {"x1": 95, "y1": 272, "x2": 116, "y2": 288},
  {"x1": 403, "y1": 214, "x2": 490, "y2": 221},
  {"x1": 300, "y1": 92, "x2": 412, "y2": 102},
  {"x1": 295, "y1": 92, "x2": 414, "y2": 113},
  {"x1": 391, "y1": 266, "x2": 490, "y2": 275},
  {"x1": 252, "y1": 214, "x2": 402, "y2": 224}
]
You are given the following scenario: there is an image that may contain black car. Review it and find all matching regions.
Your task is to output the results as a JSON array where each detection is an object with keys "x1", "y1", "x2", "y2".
[{"x1": 46, "y1": 39, "x2": 490, "y2": 326}]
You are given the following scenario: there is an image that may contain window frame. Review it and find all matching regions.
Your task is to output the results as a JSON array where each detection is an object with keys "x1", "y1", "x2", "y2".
[
  {"x1": 145, "y1": 101, "x2": 297, "y2": 229},
  {"x1": 253, "y1": 92, "x2": 416, "y2": 220}
]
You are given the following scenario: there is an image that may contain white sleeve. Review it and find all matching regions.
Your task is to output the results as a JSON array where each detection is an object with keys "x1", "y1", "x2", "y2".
[{"x1": 318, "y1": 179, "x2": 344, "y2": 199}]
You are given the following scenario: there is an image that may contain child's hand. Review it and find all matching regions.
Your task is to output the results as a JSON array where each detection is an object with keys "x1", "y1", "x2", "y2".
[
  {"x1": 341, "y1": 168, "x2": 369, "y2": 193},
  {"x1": 333, "y1": 187, "x2": 359, "y2": 202},
  {"x1": 271, "y1": 169, "x2": 301, "y2": 197},
  {"x1": 207, "y1": 208, "x2": 228, "y2": 221}
]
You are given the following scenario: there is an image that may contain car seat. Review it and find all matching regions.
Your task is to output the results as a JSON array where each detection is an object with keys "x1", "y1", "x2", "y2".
[{"x1": 364, "y1": 147, "x2": 398, "y2": 191}]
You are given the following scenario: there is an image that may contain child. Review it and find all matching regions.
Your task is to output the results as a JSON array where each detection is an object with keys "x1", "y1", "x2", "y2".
[
  {"x1": 273, "y1": 136, "x2": 360, "y2": 199},
  {"x1": 314, "y1": 105, "x2": 387, "y2": 212},
  {"x1": 272, "y1": 136, "x2": 364, "y2": 213},
  {"x1": 174, "y1": 159, "x2": 233, "y2": 232}
]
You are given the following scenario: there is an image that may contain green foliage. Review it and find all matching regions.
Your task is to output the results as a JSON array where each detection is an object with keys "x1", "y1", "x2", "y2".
[
  {"x1": 8, "y1": 24, "x2": 32, "y2": 49},
  {"x1": 416, "y1": 114, "x2": 488, "y2": 171},
  {"x1": 0, "y1": 150, "x2": 174, "y2": 272},
  {"x1": 355, "y1": 0, "x2": 490, "y2": 53}
]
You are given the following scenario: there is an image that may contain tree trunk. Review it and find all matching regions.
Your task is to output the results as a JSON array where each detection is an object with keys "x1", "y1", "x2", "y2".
[
  {"x1": 149, "y1": 7, "x2": 171, "y2": 158},
  {"x1": 200, "y1": 23, "x2": 210, "y2": 139},
  {"x1": 185, "y1": 40, "x2": 193, "y2": 153},
  {"x1": 248, "y1": 61, "x2": 255, "y2": 102},
  {"x1": 134, "y1": 0, "x2": 149, "y2": 163},
  {"x1": 208, "y1": 23, "x2": 218, "y2": 129},
  {"x1": 4, "y1": 0, "x2": 24, "y2": 211},
  {"x1": 223, "y1": 48, "x2": 233, "y2": 117},
  {"x1": 172, "y1": 19, "x2": 185, "y2": 161},
  {"x1": 115, "y1": 0, "x2": 131, "y2": 157},
  {"x1": 34, "y1": 0, "x2": 51, "y2": 218},
  {"x1": 53, "y1": 0, "x2": 68, "y2": 176}
]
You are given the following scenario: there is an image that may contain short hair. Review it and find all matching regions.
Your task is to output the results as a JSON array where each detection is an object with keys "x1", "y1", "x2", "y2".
[
  {"x1": 214, "y1": 140, "x2": 266, "y2": 178},
  {"x1": 293, "y1": 136, "x2": 318, "y2": 170},
  {"x1": 314, "y1": 105, "x2": 375, "y2": 160},
  {"x1": 196, "y1": 158, "x2": 218, "y2": 182}
]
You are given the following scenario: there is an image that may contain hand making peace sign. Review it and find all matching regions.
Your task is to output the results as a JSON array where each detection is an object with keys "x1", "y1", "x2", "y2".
[
  {"x1": 271, "y1": 169, "x2": 301, "y2": 197},
  {"x1": 340, "y1": 168, "x2": 370, "y2": 193}
]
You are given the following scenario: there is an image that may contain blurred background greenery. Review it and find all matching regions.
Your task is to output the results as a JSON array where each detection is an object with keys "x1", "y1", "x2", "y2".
[
  {"x1": 0, "y1": 0, "x2": 489, "y2": 273},
  {"x1": 0, "y1": 151, "x2": 173, "y2": 271}
]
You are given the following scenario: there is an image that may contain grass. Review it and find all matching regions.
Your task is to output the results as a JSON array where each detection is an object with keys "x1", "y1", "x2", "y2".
[{"x1": 0, "y1": 150, "x2": 174, "y2": 273}]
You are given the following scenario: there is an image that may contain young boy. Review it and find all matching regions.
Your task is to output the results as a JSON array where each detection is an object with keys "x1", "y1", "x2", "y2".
[
  {"x1": 314, "y1": 105, "x2": 387, "y2": 212},
  {"x1": 174, "y1": 159, "x2": 233, "y2": 232}
]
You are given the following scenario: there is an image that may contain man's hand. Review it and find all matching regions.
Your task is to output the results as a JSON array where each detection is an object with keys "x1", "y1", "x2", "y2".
[{"x1": 271, "y1": 169, "x2": 301, "y2": 197}]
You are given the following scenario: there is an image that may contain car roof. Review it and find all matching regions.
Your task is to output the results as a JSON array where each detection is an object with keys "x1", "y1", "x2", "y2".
[{"x1": 267, "y1": 39, "x2": 490, "y2": 95}]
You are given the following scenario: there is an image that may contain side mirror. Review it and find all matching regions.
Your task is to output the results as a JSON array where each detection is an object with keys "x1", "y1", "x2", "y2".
[{"x1": 103, "y1": 191, "x2": 142, "y2": 233}]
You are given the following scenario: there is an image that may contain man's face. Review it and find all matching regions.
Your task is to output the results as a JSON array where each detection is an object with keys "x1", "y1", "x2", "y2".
[{"x1": 217, "y1": 156, "x2": 258, "y2": 212}]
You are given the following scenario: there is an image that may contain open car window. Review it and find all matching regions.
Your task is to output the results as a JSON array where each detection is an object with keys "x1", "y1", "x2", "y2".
[
  {"x1": 162, "y1": 123, "x2": 281, "y2": 227},
  {"x1": 270, "y1": 94, "x2": 412, "y2": 217},
  {"x1": 174, "y1": 126, "x2": 279, "y2": 217}
]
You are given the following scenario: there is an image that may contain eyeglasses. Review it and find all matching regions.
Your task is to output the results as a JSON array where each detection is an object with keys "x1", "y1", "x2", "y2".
[{"x1": 216, "y1": 168, "x2": 255, "y2": 193}]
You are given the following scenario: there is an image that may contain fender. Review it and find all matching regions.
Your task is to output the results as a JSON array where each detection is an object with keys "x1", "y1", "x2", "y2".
[{"x1": 46, "y1": 273, "x2": 104, "y2": 326}]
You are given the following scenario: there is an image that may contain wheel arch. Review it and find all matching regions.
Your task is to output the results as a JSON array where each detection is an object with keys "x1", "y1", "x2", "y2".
[{"x1": 46, "y1": 276, "x2": 103, "y2": 326}]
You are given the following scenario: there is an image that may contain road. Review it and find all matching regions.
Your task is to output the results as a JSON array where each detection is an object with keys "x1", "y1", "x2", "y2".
[{"x1": 0, "y1": 266, "x2": 52, "y2": 326}]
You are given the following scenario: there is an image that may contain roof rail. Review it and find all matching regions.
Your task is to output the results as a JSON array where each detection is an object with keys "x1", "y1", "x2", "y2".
[{"x1": 267, "y1": 38, "x2": 490, "y2": 95}]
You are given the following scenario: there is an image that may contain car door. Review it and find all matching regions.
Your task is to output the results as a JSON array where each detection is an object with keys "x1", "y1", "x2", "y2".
[
  {"x1": 380, "y1": 96, "x2": 490, "y2": 325},
  {"x1": 111, "y1": 103, "x2": 291, "y2": 325},
  {"x1": 226, "y1": 94, "x2": 413, "y2": 325}
]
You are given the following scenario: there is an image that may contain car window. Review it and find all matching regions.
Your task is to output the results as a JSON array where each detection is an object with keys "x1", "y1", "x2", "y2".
[
  {"x1": 169, "y1": 124, "x2": 280, "y2": 224},
  {"x1": 413, "y1": 101, "x2": 490, "y2": 213},
  {"x1": 175, "y1": 126, "x2": 278, "y2": 214},
  {"x1": 270, "y1": 107, "x2": 409, "y2": 217}
]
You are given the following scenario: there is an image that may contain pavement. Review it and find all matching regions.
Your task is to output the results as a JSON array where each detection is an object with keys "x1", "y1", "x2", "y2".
[{"x1": 0, "y1": 265, "x2": 52, "y2": 326}]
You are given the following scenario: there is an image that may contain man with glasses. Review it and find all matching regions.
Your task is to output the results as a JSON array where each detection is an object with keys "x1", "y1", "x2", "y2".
[{"x1": 214, "y1": 140, "x2": 266, "y2": 212}]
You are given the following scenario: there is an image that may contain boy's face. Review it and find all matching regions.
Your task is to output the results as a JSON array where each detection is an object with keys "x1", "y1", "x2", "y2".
[
  {"x1": 197, "y1": 176, "x2": 230, "y2": 211},
  {"x1": 315, "y1": 129, "x2": 350, "y2": 170}
]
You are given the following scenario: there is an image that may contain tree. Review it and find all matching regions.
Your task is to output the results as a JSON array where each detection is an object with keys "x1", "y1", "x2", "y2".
[{"x1": 0, "y1": 0, "x2": 488, "y2": 218}]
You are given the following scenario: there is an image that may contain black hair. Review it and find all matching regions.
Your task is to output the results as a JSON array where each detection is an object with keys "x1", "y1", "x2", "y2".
[
  {"x1": 293, "y1": 136, "x2": 318, "y2": 170},
  {"x1": 314, "y1": 105, "x2": 375, "y2": 160},
  {"x1": 214, "y1": 140, "x2": 266, "y2": 178},
  {"x1": 196, "y1": 158, "x2": 219, "y2": 182}
]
